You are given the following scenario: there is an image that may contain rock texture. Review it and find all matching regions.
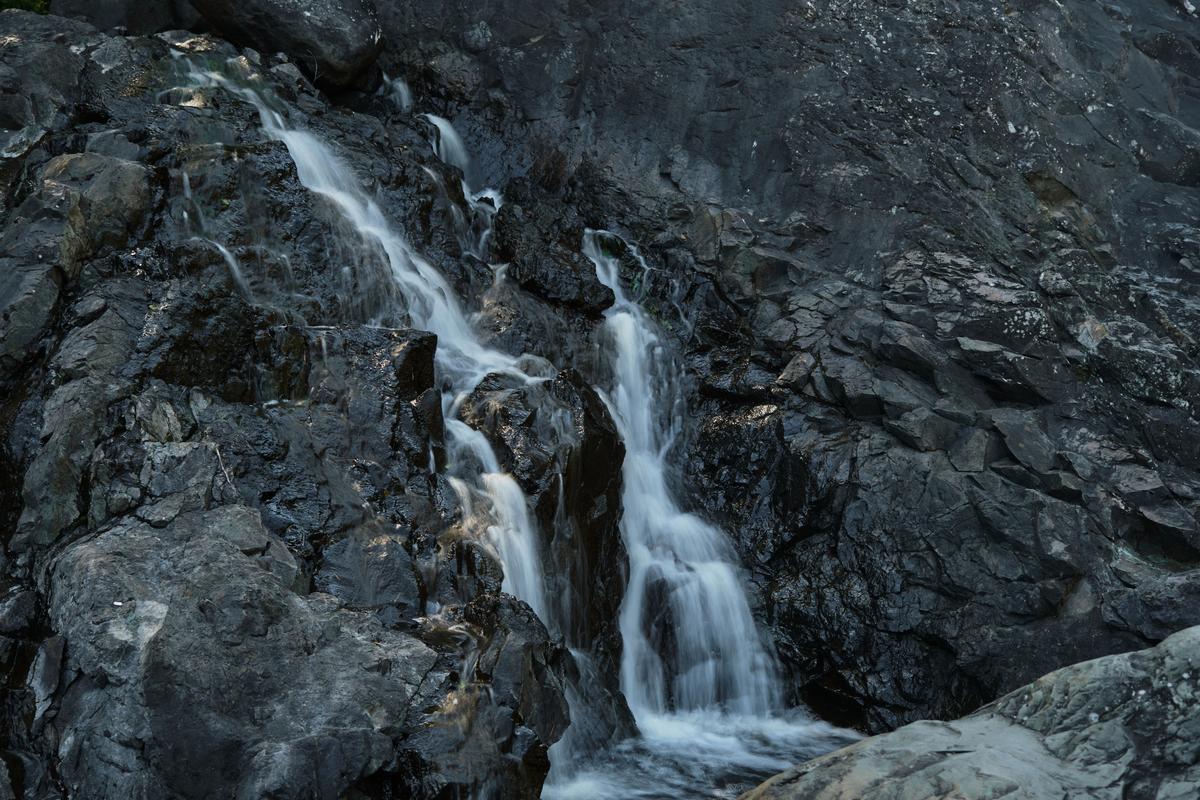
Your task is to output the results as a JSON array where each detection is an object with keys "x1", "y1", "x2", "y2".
[
  {"x1": 742, "y1": 625, "x2": 1200, "y2": 800},
  {"x1": 46, "y1": 0, "x2": 203, "y2": 34},
  {"x1": 0, "y1": 11, "x2": 584, "y2": 798},
  {"x1": 3, "y1": 0, "x2": 1200, "y2": 797},
  {"x1": 190, "y1": 0, "x2": 384, "y2": 88},
  {"x1": 385, "y1": 0, "x2": 1200, "y2": 731}
]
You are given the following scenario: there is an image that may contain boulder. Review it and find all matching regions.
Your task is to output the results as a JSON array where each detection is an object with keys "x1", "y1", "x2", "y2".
[
  {"x1": 47, "y1": 0, "x2": 203, "y2": 34},
  {"x1": 190, "y1": 0, "x2": 383, "y2": 88},
  {"x1": 742, "y1": 626, "x2": 1200, "y2": 800},
  {"x1": 490, "y1": 185, "x2": 615, "y2": 316},
  {"x1": 47, "y1": 504, "x2": 438, "y2": 800}
]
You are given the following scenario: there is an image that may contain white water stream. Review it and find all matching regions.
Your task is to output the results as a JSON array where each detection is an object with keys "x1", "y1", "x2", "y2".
[
  {"x1": 540, "y1": 237, "x2": 853, "y2": 799},
  {"x1": 587, "y1": 232, "x2": 779, "y2": 717},
  {"x1": 187, "y1": 61, "x2": 852, "y2": 799},
  {"x1": 188, "y1": 65, "x2": 552, "y2": 624}
]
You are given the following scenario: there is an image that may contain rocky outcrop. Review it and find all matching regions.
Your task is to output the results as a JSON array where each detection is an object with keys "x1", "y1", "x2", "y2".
[
  {"x1": 490, "y1": 181, "x2": 615, "y2": 316},
  {"x1": 47, "y1": 504, "x2": 437, "y2": 799},
  {"x1": 460, "y1": 369, "x2": 627, "y2": 657},
  {"x1": 190, "y1": 0, "x2": 384, "y2": 88},
  {"x1": 742, "y1": 625, "x2": 1200, "y2": 800},
  {"x1": 0, "y1": 11, "x2": 578, "y2": 798},
  {"x1": 385, "y1": 0, "x2": 1200, "y2": 732}
]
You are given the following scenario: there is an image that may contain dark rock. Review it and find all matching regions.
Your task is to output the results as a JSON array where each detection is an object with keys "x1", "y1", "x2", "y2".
[
  {"x1": 491, "y1": 193, "x2": 615, "y2": 315},
  {"x1": 776, "y1": 352, "x2": 816, "y2": 390},
  {"x1": 1104, "y1": 570, "x2": 1200, "y2": 642},
  {"x1": 459, "y1": 369, "x2": 628, "y2": 666},
  {"x1": 0, "y1": 11, "x2": 96, "y2": 188},
  {"x1": 4, "y1": 0, "x2": 1200, "y2": 794},
  {"x1": 48, "y1": 0, "x2": 204, "y2": 34},
  {"x1": 0, "y1": 17, "x2": 573, "y2": 797},
  {"x1": 456, "y1": 0, "x2": 1200, "y2": 732},
  {"x1": 190, "y1": 0, "x2": 383, "y2": 88},
  {"x1": 1, "y1": 152, "x2": 148, "y2": 369},
  {"x1": 315, "y1": 533, "x2": 422, "y2": 622},
  {"x1": 989, "y1": 408, "x2": 1059, "y2": 475},
  {"x1": 0, "y1": 589, "x2": 35, "y2": 635},
  {"x1": 48, "y1": 505, "x2": 436, "y2": 800},
  {"x1": 883, "y1": 407, "x2": 961, "y2": 453},
  {"x1": 399, "y1": 594, "x2": 573, "y2": 799}
]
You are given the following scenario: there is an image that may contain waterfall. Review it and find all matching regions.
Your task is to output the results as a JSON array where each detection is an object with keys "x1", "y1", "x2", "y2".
[
  {"x1": 446, "y1": 418, "x2": 549, "y2": 619},
  {"x1": 540, "y1": 233, "x2": 855, "y2": 799},
  {"x1": 186, "y1": 61, "x2": 853, "y2": 799},
  {"x1": 381, "y1": 73, "x2": 413, "y2": 112},
  {"x1": 186, "y1": 63, "x2": 554, "y2": 634},
  {"x1": 423, "y1": 114, "x2": 472, "y2": 175},
  {"x1": 421, "y1": 113, "x2": 500, "y2": 258},
  {"x1": 204, "y1": 239, "x2": 255, "y2": 302},
  {"x1": 586, "y1": 231, "x2": 779, "y2": 715},
  {"x1": 181, "y1": 169, "x2": 254, "y2": 302}
]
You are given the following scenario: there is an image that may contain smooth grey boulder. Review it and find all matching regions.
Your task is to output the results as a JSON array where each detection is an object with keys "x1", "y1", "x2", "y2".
[
  {"x1": 741, "y1": 626, "x2": 1200, "y2": 800},
  {"x1": 189, "y1": 0, "x2": 383, "y2": 88}
]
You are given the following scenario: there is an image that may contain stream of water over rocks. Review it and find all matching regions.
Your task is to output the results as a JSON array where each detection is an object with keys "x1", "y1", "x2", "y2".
[
  {"x1": 189, "y1": 58, "x2": 853, "y2": 798},
  {"x1": 6, "y1": 4, "x2": 1200, "y2": 797}
]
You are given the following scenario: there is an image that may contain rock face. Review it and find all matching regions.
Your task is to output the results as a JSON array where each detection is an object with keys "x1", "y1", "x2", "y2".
[
  {"x1": 190, "y1": 0, "x2": 384, "y2": 88},
  {"x1": 48, "y1": 505, "x2": 437, "y2": 799},
  {"x1": 47, "y1": 0, "x2": 203, "y2": 34},
  {"x1": 0, "y1": 10, "x2": 584, "y2": 798},
  {"x1": 385, "y1": 0, "x2": 1200, "y2": 732},
  {"x1": 4, "y1": 0, "x2": 1200, "y2": 797},
  {"x1": 742, "y1": 625, "x2": 1200, "y2": 800}
]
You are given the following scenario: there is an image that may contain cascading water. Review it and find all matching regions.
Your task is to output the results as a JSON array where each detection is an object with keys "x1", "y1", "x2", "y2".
[
  {"x1": 423, "y1": 113, "x2": 472, "y2": 175},
  {"x1": 186, "y1": 62, "x2": 554, "y2": 632},
  {"x1": 423, "y1": 113, "x2": 500, "y2": 258},
  {"x1": 588, "y1": 230, "x2": 779, "y2": 717},
  {"x1": 444, "y1": 417, "x2": 550, "y2": 620},
  {"x1": 187, "y1": 59, "x2": 852, "y2": 799},
  {"x1": 381, "y1": 73, "x2": 413, "y2": 112},
  {"x1": 541, "y1": 234, "x2": 857, "y2": 798},
  {"x1": 180, "y1": 170, "x2": 255, "y2": 302}
]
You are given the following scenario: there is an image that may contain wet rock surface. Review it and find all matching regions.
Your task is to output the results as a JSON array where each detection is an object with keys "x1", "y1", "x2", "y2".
[
  {"x1": 46, "y1": 0, "x2": 203, "y2": 35},
  {"x1": 2, "y1": 0, "x2": 1200, "y2": 797},
  {"x1": 741, "y1": 625, "x2": 1200, "y2": 800},
  {"x1": 0, "y1": 10, "x2": 577, "y2": 798},
  {"x1": 385, "y1": 0, "x2": 1200, "y2": 734}
]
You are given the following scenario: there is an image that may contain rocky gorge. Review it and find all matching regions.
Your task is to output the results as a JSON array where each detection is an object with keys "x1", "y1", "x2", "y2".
[{"x1": 0, "y1": 0, "x2": 1198, "y2": 798}]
